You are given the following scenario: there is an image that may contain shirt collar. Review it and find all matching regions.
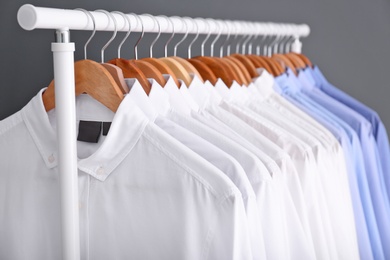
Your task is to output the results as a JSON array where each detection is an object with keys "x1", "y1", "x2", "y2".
[
  {"x1": 251, "y1": 68, "x2": 275, "y2": 99},
  {"x1": 22, "y1": 89, "x2": 149, "y2": 181},
  {"x1": 297, "y1": 69, "x2": 315, "y2": 91},
  {"x1": 312, "y1": 65, "x2": 328, "y2": 86},
  {"x1": 149, "y1": 77, "x2": 172, "y2": 116},
  {"x1": 214, "y1": 78, "x2": 231, "y2": 99},
  {"x1": 165, "y1": 77, "x2": 192, "y2": 116},
  {"x1": 126, "y1": 78, "x2": 158, "y2": 121},
  {"x1": 179, "y1": 76, "x2": 200, "y2": 112},
  {"x1": 188, "y1": 75, "x2": 212, "y2": 109},
  {"x1": 204, "y1": 80, "x2": 223, "y2": 104}
]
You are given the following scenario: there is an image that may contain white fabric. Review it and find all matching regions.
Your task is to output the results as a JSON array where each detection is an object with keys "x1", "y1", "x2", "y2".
[
  {"x1": 200, "y1": 104, "x2": 316, "y2": 260},
  {"x1": 128, "y1": 78, "x2": 265, "y2": 260},
  {"x1": 0, "y1": 89, "x2": 253, "y2": 260},
  {"x1": 251, "y1": 69, "x2": 359, "y2": 259}
]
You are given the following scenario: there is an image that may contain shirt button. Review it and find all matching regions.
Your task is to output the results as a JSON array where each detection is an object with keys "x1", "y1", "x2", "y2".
[
  {"x1": 96, "y1": 167, "x2": 105, "y2": 175},
  {"x1": 48, "y1": 155, "x2": 55, "y2": 163}
]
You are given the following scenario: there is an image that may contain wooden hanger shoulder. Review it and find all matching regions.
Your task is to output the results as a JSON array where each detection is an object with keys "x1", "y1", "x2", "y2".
[
  {"x1": 171, "y1": 56, "x2": 204, "y2": 82},
  {"x1": 100, "y1": 63, "x2": 129, "y2": 94},
  {"x1": 291, "y1": 53, "x2": 313, "y2": 68},
  {"x1": 225, "y1": 56, "x2": 251, "y2": 85},
  {"x1": 43, "y1": 60, "x2": 124, "y2": 112},
  {"x1": 231, "y1": 54, "x2": 259, "y2": 79},
  {"x1": 159, "y1": 57, "x2": 192, "y2": 86},
  {"x1": 142, "y1": 58, "x2": 180, "y2": 87},
  {"x1": 247, "y1": 55, "x2": 274, "y2": 75},
  {"x1": 285, "y1": 53, "x2": 306, "y2": 70},
  {"x1": 108, "y1": 58, "x2": 151, "y2": 95},
  {"x1": 132, "y1": 60, "x2": 167, "y2": 87},
  {"x1": 271, "y1": 54, "x2": 297, "y2": 75},
  {"x1": 186, "y1": 59, "x2": 218, "y2": 85},
  {"x1": 193, "y1": 56, "x2": 234, "y2": 87},
  {"x1": 219, "y1": 57, "x2": 243, "y2": 85}
]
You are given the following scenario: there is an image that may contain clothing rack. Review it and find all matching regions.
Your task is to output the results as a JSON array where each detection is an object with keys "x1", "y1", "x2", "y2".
[{"x1": 17, "y1": 4, "x2": 310, "y2": 260}]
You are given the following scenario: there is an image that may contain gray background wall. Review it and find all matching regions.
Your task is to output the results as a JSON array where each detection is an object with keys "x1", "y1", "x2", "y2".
[{"x1": 1, "y1": 0, "x2": 390, "y2": 135}]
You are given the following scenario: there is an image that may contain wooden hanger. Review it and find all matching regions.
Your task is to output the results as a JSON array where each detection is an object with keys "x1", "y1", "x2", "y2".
[
  {"x1": 43, "y1": 60, "x2": 124, "y2": 112},
  {"x1": 132, "y1": 60, "x2": 167, "y2": 87},
  {"x1": 159, "y1": 58, "x2": 193, "y2": 87},
  {"x1": 142, "y1": 58, "x2": 180, "y2": 87},
  {"x1": 222, "y1": 57, "x2": 245, "y2": 85},
  {"x1": 171, "y1": 57, "x2": 203, "y2": 82},
  {"x1": 193, "y1": 56, "x2": 235, "y2": 87},
  {"x1": 271, "y1": 54, "x2": 297, "y2": 75},
  {"x1": 231, "y1": 54, "x2": 259, "y2": 79},
  {"x1": 247, "y1": 55, "x2": 274, "y2": 75},
  {"x1": 186, "y1": 59, "x2": 218, "y2": 85},
  {"x1": 225, "y1": 56, "x2": 251, "y2": 85},
  {"x1": 100, "y1": 63, "x2": 129, "y2": 94},
  {"x1": 264, "y1": 57, "x2": 285, "y2": 77},
  {"x1": 249, "y1": 55, "x2": 280, "y2": 76},
  {"x1": 285, "y1": 53, "x2": 306, "y2": 70},
  {"x1": 290, "y1": 52, "x2": 313, "y2": 68},
  {"x1": 70, "y1": 10, "x2": 130, "y2": 96},
  {"x1": 108, "y1": 58, "x2": 151, "y2": 95}
]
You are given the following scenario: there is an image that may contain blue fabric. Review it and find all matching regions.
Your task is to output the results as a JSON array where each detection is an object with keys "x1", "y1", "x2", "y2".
[
  {"x1": 310, "y1": 67, "x2": 390, "y2": 204},
  {"x1": 274, "y1": 71, "x2": 387, "y2": 260}
]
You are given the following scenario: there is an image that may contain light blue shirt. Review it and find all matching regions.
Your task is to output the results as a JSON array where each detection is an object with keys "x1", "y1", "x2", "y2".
[
  {"x1": 310, "y1": 66, "x2": 390, "y2": 204},
  {"x1": 275, "y1": 70, "x2": 388, "y2": 260}
]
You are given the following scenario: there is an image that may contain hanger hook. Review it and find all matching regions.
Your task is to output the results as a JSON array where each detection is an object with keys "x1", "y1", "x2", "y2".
[
  {"x1": 256, "y1": 24, "x2": 268, "y2": 55},
  {"x1": 273, "y1": 25, "x2": 285, "y2": 54},
  {"x1": 248, "y1": 23, "x2": 258, "y2": 55},
  {"x1": 130, "y1": 13, "x2": 144, "y2": 60},
  {"x1": 236, "y1": 22, "x2": 248, "y2": 54},
  {"x1": 173, "y1": 16, "x2": 189, "y2": 57},
  {"x1": 261, "y1": 35, "x2": 269, "y2": 56},
  {"x1": 278, "y1": 26, "x2": 290, "y2": 54},
  {"x1": 159, "y1": 15, "x2": 175, "y2": 57},
  {"x1": 263, "y1": 23, "x2": 273, "y2": 56},
  {"x1": 210, "y1": 19, "x2": 222, "y2": 57},
  {"x1": 227, "y1": 21, "x2": 238, "y2": 55},
  {"x1": 285, "y1": 24, "x2": 295, "y2": 53},
  {"x1": 266, "y1": 24, "x2": 278, "y2": 56},
  {"x1": 187, "y1": 17, "x2": 200, "y2": 58},
  {"x1": 75, "y1": 9, "x2": 96, "y2": 60},
  {"x1": 268, "y1": 33, "x2": 281, "y2": 56},
  {"x1": 199, "y1": 18, "x2": 211, "y2": 57},
  {"x1": 141, "y1": 14, "x2": 161, "y2": 58},
  {"x1": 111, "y1": 11, "x2": 133, "y2": 58},
  {"x1": 242, "y1": 22, "x2": 253, "y2": 54},
  {"x1": 219, "y1": 20, "x2": 231, "y2": 57},
  {"x1": 94, "y1": 10, "x2": 118, "y2": 63}
]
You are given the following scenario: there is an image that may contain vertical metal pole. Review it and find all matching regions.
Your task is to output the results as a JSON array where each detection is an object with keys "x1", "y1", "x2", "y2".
[{"x1": 52, "y1": 28, "x2": 80, "y2": 260}]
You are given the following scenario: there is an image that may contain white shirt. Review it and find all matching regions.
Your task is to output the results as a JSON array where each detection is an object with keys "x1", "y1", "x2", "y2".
[
  {"x1": 0, "y1": 89, "x2": 252, "y2": 260},
  {"x1": 128, "y1": 79, "x2": 265, "y2": 260},
  {"x1": 246, "y1": 92, "x2": 360, "y2": 260},
  {"x1": 201, "y1": 103, "x2": 317, "y2": 260},
  {"x1": 192, "y1": 110, "x2": 293, "y2": 260},
  {"x1": 251, "y1": 69, "x2": 359, "y2": 259}
]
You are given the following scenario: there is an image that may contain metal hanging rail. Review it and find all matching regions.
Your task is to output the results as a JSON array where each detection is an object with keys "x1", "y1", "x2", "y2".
[{"x1": 17, "y1": 4, "x2": 310, "y2": 37}]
